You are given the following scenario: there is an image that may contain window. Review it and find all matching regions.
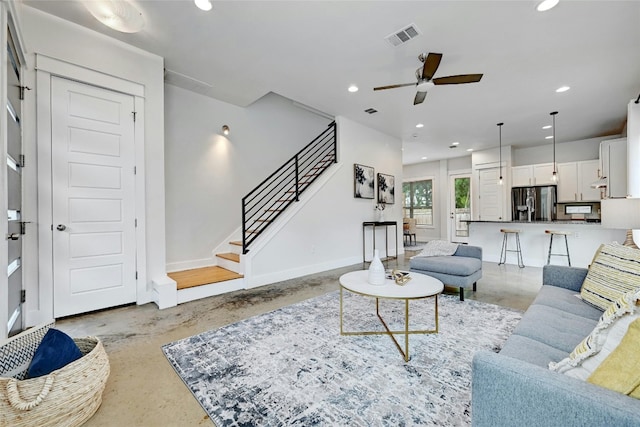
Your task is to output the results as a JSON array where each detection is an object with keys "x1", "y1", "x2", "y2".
[{"x1": 403, "y1": 179, "x2": 433, "y2": 226}]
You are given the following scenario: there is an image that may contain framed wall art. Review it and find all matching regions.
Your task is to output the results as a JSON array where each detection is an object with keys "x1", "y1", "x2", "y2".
[
  {"x1": 354, "y1": 164, "x2": 375, "y2": 199},
  {"x1": 377, "y1": 173, "x2": 395, "y2": 204}
]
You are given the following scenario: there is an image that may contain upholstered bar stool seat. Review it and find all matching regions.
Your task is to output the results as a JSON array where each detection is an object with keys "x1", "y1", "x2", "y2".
[
  {"x1": 545, "y1": 230, "x2": 571, "y2": 266},
  {"x1": 499, "y1": 229, "x2": 524, "y2": 268}
]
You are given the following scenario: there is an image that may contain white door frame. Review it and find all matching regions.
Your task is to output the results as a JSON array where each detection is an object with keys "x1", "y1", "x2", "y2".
[
  {"x1": 29, "y1": 54, "x2": 147, "y2": 325},
  {"x1": 448, "y1": 170, "x2": 472, "y2": 244}
]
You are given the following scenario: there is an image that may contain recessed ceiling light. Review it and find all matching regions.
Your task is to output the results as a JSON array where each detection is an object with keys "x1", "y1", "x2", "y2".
[
  {"x1": 451, "y1": 142, "x2": 460, "y2": 146},
  {"x1": 536, "y1": 0, "x2": 559, "y2": 12},
  {"x1": 466, "y1": 148, "x2": 473, "y2": 152},
  {"x1": 348, "y1": 85, "x2": 359, "y2": 93},
  {"x1": 194, "y1": 0, "x2": 213, "y2": 11},
  {"x1": 545, "y1": 135, "x2": 553, "y2": 139},
  {"x1": 421, "y1": 156, "x2": 428, "y2": 160},
  {"x1": 542, "y1": 125, "x2": 552, "y2": 129},
  {"x1": 416, "y1": 123, "x2": 424, "y2": 128},
  {"x1": 556, "y1": 85, "x2": 570, "y2": 93}
]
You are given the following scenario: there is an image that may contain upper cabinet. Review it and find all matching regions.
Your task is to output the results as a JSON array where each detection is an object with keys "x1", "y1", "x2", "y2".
[
  {"x1": 601, "y1": 138, "x2": 628, "y2": 198},
  {"x1": 557, "y1": 160, "x2": 601, "y2": 202},
  {"x1": 511, "y1": 163, "x2": 555, "y2": 187}
]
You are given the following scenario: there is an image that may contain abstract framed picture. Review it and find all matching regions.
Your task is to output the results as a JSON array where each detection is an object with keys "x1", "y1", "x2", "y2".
[
  {"x1": 377, "y1": 173, "x2": 395, "y2": 204},
  {"x1": 353, "y1": 164, "x2": 375, "y2": 199}
]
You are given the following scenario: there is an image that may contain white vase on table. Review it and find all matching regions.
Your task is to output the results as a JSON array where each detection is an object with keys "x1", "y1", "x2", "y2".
[{"x1": 368, "y1": 249, "x2": 386, "y2": 285}]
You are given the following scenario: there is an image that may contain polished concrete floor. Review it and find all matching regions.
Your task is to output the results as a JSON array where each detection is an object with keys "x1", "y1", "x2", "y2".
[{"x1": 57, "y1": 249, "x2": 543, "y2": 426}]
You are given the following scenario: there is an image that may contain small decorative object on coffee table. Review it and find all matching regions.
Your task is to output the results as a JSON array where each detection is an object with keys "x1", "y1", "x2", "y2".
[
  {"x1": 368, "y1": 249, "x2": 385, "y2": 285},
  {"x1": 392, "y1": 270, "x2": 411, "y2": 286},
  {"x1": 339, "y1": 270, "x2": 443, "y2": 362}
]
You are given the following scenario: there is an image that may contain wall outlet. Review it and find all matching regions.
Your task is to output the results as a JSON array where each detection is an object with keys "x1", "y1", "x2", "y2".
[{"x1": 574, "y1": 232, "x2": 580, "y2": 239}]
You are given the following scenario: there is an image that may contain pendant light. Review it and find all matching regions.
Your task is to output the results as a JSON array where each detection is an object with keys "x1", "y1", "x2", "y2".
[
  {"x1": 550, "y1": 111, "x2": 558, "y2": 182},
  {"x1": 497, "y1": 122, "x2": 504, "y2": 185}
]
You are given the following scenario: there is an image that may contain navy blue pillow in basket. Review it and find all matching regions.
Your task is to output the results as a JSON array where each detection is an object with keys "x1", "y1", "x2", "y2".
[{"x1": 26, "y1": 328, "x2": 82, "y2": 378}]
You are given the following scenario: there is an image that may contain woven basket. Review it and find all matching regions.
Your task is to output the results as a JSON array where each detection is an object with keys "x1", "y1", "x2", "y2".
[{"x1": 0, "y1": 333, "x2": 110, "y2": 427}]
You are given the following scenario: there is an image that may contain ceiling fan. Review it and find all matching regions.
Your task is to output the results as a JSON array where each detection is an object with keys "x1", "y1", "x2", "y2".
[{"x1": 373, "y1": 53, "x2": 483, "y2": 105}]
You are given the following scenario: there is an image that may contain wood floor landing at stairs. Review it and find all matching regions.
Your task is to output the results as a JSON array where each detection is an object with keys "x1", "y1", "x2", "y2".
[{"x1": 168, "y1": 266, "x2": 243, "y2": 290}]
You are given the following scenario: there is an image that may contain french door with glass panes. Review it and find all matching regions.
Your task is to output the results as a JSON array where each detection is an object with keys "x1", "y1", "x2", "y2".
[{"x1": 5, "y1": 28, "x2": 24, "y2": 337}]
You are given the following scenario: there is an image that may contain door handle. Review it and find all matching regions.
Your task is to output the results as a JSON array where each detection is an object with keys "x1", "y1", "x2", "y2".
[
  {"x1": 6, "y1": 233, "x2": 20, "y2": 240},
  {"x1": 56, "y1": 224, "x2": 67, "y2": 231}
]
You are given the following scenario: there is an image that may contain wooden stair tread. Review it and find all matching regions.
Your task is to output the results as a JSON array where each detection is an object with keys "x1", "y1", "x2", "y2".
[
  {"x1": 229, "y1": 241, "x2": 242, "y2": 246},
  {"x1": 168, "y1": 266, "x2": 243, "y2": 290},
  {"x1": 216, "y1": 252, "x2": 240, "y2": 263}
]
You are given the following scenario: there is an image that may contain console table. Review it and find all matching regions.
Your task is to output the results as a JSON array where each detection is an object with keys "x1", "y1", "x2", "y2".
[{"x1": 362, "y1": 221, "x2": 398, "y2": 266}]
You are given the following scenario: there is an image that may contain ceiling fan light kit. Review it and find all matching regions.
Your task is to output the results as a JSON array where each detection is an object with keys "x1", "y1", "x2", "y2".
[
  {"x1": 84, "y1": 0, "x2": 145, "y2": 33},
  {"x1": 373, "y1": 52, "x2": 483, "y2": 105}
]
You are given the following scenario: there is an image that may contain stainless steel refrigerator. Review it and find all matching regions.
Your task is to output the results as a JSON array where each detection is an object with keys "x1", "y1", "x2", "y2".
[{"x1": 512, "y1": 185, "x2": 557, "y2": 221}]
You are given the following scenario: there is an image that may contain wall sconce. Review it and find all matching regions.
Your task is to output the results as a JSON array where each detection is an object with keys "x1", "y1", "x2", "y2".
[{"x1": 222, "y1": 125, "x2": 230, "y2": 136}]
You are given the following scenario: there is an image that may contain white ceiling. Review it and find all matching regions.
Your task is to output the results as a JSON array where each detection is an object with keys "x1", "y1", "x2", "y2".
[{"x1": 22, "y1": 0, "x2": 640, "y2": 164}]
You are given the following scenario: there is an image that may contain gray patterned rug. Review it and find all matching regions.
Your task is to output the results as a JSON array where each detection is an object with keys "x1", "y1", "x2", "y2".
[{"x1": 162, "y1": 290, "x2": 522, "y2": 426}]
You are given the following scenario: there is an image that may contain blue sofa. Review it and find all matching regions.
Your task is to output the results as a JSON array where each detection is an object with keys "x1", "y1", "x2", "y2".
[
  {"x1": 409, "y1": 245, "x2": 482, "y2": 301},
  {"x1": 472, "y1": 265, "x2": 640, "y2": 426}
]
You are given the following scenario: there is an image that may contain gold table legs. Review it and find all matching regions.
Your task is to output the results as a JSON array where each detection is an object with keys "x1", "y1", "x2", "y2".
[{"x1": 339, "y1": 286, "x2": 439, "y2": 362}]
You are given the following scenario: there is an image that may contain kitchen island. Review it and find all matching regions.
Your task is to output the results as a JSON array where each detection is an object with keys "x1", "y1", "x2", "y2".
[{"x1": 468, "y1": 221, "x2": 626, "y2": 268}]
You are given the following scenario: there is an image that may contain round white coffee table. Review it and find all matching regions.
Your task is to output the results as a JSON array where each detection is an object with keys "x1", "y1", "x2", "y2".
[{"x1": 339, "y1": 270, "x2": 444, "y2": 362}]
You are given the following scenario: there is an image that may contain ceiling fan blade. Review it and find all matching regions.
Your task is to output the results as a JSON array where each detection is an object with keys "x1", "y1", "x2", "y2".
[
  {"x1": 432, "y1": 74, "x2": 483, "y2": 85},
  {"x1": 373, "y1": 82, "x2": 416, "y2": 91},
  {"x1": 413, "y1": 91, "x2": 427, "y2": 105},
  {"x1": 421, "y1": 53, "x2": 443, "y2": 80}
]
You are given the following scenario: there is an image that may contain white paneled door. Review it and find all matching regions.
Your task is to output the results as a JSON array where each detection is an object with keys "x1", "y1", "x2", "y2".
[
  {"x1": 478, "y1": 168, "x2": 504, "y2": 221},
  {"x1": 52, "y1": 77, "x2": 137, "y2": 317}
]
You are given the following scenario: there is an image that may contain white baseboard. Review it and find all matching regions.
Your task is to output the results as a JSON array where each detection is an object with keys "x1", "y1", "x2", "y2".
[
  {"x1": 177, "y1": 278, "x2": 245, "y2": 305},
  {"x1": 246, "y1": 255, "x2": 362, "y2": 289}
]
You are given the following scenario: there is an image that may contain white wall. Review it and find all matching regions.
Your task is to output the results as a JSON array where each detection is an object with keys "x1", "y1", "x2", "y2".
[
  {"x1": 247, "y1": 116, "x2": 403, "y2": 286},
  {"x1": 512, "y1": 136, "x2": 616, "y2": 166},
  {"x1": 164, "y1": 87, "x2": 331, "y2": 270},
  {"x1": 17, "y1": 6, "x2": 166, "y2": 319}
]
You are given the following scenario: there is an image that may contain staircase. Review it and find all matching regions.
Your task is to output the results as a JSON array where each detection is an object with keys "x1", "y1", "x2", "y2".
[
  {"x1": 242, "y1": 122, "x2": 337, "y2": 254},
  {"x1": 156, "y1": 122, "x2": 338, "y2": 308}
]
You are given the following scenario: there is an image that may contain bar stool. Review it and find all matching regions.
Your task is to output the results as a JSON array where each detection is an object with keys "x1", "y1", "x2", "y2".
[
  {"x1": 499, "y1": 229, "x2": 524, "y2": 268},
  {"x1": 545, "y1": 230, "x2": 571, "y2": 266}
]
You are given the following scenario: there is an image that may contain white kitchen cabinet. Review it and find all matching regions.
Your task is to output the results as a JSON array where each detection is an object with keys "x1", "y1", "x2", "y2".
[
  {"x1": 533, "y1": 163, "x2": 555, "y2": 185},
  {"x1": 511, "y1": 163, "x2": 554, "y2": 186},
  {"x1": 601, "y1": 138, "x2": 628, "y2": 198},
  {"x1": 578, "y1": 160, "x2": 602, "y2": 201},
  {"x1": 557, "y1": 160, "x2": 601, "y2": 202}
]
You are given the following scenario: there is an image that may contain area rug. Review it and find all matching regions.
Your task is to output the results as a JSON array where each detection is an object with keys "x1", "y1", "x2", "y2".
[{"x1": 162, "y1": 290, "x2": 522, "y2": 426}]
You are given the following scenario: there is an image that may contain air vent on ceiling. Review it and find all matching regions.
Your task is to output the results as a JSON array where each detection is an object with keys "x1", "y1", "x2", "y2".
[
  {"x1": 385, "y1": 24, "x2": 421, "y2": 47},
  {"x1": 364, "y1": 108, "x2": 378, "y2": 114}
]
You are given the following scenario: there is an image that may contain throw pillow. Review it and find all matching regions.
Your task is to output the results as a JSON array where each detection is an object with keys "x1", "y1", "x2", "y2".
[
  {"x1": 587, "y1": 317, "x2": 640, "y2": 398},
  {"x1": 26, "y1": 328, "x2": 82, "y2": 378},
  {"x1": 580, "y1": 242, "x2": 640, "y2": 311},
  {"x1": 412, "y1": 240, "x2": 459, "y2": 258},
  {"x1": 549, "y1": 288, "x2": 640, "y2": 380}
]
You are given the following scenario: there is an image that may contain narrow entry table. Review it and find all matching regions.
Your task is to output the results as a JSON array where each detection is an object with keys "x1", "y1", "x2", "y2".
[{"x1": 362, "y1": 221, "x2": 398, "y2": 267}]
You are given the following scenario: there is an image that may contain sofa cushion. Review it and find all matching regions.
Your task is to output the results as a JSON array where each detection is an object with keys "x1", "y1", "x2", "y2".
[
  {"x1": 580, "y1": 242, "x2": 640, "y2": 311},
  {"x1": 500, "y1": 334, "x2": 569, "y2": 368},
  {"x1": 550, "y1": 289, "x2": 640, "y2": 380},
  {"x1": 587, "y1": 317, "x2": 640, "y2": 398},
  {"x1": 511, "y1": 304, "x2": 598, "y2": 354},
  {"x1": 532, "y1": 285, "x2": 603, "y2": 321},
  {"x1": 409, "y1": 256, "x2": 481, "y2": 277}
]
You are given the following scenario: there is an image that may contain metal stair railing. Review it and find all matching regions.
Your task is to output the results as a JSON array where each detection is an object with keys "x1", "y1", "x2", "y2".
[{"x1": 241, "y1": 122, "x2": 337, "y2": 254}]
